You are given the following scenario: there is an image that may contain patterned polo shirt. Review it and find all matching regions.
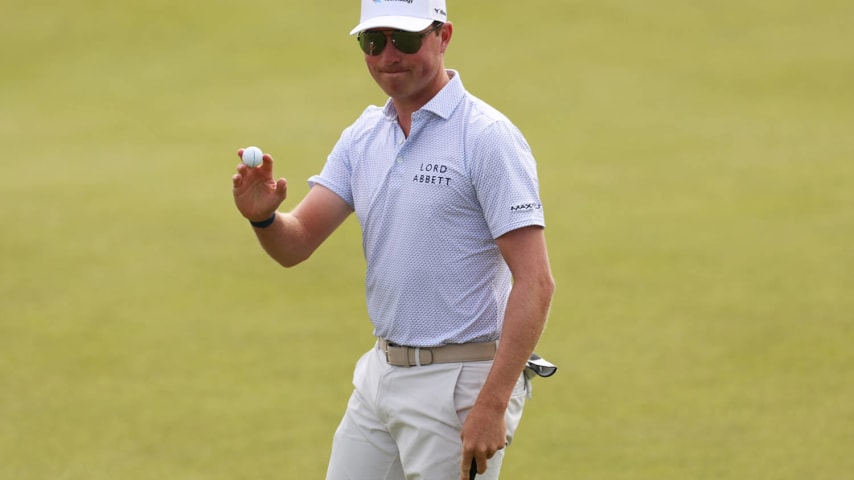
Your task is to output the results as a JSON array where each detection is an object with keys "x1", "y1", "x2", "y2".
[{"x1": 308, "y1": 70, "x2": 545, "y2": 347}]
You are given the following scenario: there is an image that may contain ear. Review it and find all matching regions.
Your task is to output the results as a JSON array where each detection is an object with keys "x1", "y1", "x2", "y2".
[{"x1": 440, "y1": 22, "x2": 453, "y2": 53}]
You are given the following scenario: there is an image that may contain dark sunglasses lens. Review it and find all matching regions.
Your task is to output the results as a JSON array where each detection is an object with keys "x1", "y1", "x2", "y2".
[
  {"x1": 391, "y1": 31, "x2": 422, "y2": 54},
  {"x1": 359, "y1": 31, "x2": 386, "y2": 55}
]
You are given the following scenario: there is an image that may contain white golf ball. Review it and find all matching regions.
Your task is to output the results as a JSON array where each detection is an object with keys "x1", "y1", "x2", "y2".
[{"x1": 242, "y1": 146, "x2": 263, "y2": 168}]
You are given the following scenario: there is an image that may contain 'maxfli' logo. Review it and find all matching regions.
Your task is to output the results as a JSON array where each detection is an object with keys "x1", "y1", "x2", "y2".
[{"x1": 510, "y1": 202, "x2": 543, "y2": 212}]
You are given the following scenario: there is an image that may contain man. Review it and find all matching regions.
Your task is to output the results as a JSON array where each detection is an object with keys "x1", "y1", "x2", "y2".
[{"x1": 231, "y1": 1, "x2": 554, "y2": 478}]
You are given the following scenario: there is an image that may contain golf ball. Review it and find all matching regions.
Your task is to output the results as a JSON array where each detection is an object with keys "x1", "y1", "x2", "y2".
[{"x1": 242, "y1": 146, "x2": 263, "y2": 168}]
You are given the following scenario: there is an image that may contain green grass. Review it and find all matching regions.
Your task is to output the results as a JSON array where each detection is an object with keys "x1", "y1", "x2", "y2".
[{"x1": 1, "y1": 0, "x2": 852, "y2": 478}]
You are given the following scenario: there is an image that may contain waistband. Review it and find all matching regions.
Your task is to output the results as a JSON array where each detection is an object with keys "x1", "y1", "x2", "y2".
[{"x1": 378, "y1": 338, "x2": 497, "y2": 367}]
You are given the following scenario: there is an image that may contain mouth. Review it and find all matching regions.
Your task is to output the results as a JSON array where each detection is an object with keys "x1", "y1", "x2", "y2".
[{"x1": 378, "y1": 67, "x2": 408, "y2": 75}]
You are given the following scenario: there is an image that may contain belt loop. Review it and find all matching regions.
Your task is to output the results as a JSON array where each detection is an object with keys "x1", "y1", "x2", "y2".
[{"x1": 414, "y1": 347, "x2": 422, "y2": 367}]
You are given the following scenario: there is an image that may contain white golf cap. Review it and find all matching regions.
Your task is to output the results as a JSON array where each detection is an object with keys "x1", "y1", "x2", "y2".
[{"x1": 349, "y1": 0, "x2": 448, "y2": 35}]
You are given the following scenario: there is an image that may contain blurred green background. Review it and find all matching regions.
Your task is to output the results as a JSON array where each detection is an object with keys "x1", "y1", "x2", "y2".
[{"x1": 1, "y1": 0, "x2": 852, "y2": 478}]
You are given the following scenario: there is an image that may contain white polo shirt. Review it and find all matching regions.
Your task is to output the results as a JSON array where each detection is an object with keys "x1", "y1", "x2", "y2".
[{"x1": 308, "y1": 70, "x2": 544, "y2": 347}]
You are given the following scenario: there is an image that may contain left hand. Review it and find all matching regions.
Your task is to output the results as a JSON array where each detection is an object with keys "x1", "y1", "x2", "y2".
[{"x1": 460, "y1": 401, "x2": 507, "y2": 479}]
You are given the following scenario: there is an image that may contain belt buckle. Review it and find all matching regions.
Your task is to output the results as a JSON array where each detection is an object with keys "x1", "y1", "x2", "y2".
[{"x1": 385, "y1": 343, "x2": 412, "y2": 367}]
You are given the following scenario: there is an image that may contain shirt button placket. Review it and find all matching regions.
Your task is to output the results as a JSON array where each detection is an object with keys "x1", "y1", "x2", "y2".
[{"x1": 396, "y1": 135, "x2": 405, "y2": 165}]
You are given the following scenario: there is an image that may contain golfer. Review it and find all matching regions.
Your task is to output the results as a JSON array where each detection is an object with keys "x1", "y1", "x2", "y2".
[{"x1": 231, "y1": 1, "x2": 554, "y2": 478}]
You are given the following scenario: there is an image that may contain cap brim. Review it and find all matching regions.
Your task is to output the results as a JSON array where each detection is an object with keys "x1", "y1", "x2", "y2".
[{"x1": 349, "y1": 16, "x2": 433, "y2": 35}]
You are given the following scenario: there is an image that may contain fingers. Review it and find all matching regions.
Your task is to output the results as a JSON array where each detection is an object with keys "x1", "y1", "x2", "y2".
[
  {"x1": 461, "y1": 456, "x2": 487, "y2": 480},
  {"x1": 460, "y1": 454, "x2": 474, "y2": 480},
  {"x1": 275, "y1": 178, "x2": 288, "y2": 201},
  {"x1": 461, "y1": 440, "x2": 507, "y2": 479},
  {"x1": 260, "y1": 153, "x2": 275, "y2": 172},
  {"x1": 460, "y1": 449, "x2": 491, "y2": 479},
  {"x1": 473, "y1": 457, "x2": 484, "y2": 478}
]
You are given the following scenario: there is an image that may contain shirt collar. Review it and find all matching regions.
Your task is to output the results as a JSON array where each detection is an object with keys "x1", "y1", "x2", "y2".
[{"x1": 382, "y1": 69, "x2": 465, "y2": 121}]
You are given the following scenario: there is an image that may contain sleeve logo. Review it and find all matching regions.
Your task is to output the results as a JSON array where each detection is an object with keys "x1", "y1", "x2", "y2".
[{"x1": 510, "y1": 202, "x2": 543, "y2": 212}]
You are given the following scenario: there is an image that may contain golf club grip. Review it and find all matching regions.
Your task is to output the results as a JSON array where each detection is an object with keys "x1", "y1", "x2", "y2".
[{"x1": 469, "y1": 459, "x2": 477, "y2": 479}]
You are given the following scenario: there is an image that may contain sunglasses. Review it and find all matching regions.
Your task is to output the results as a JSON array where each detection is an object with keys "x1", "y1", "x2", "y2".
[{"x1": 357, "y1": 24, "x2": 441, "y2": 56}]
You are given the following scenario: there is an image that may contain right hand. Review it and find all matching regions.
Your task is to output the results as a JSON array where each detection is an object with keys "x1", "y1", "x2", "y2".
[{"x1": 232, "y1": 149, "x2": 288, "y2": 222}]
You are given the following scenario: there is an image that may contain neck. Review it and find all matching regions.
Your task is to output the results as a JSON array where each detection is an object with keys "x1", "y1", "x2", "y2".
[{"x1": 393, "y1": 69, "x2": 451, "y2": 137}]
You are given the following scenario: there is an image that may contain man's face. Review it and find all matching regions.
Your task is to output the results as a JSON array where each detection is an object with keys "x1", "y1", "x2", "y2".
[{"x1": 361, "y1": 23, "x2": 451, "y2": 106}]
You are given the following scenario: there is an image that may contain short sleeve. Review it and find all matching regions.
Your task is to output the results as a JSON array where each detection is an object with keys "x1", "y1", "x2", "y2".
[
  {"x1": 470, "y1": 121, "x2": 545, "y2": 239},
  {"x1": 307, "y1": 126, "x2": 355, "y2": 209}
]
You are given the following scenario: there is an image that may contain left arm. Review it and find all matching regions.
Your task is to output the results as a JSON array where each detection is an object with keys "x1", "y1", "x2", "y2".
[{"x1": 460, "y1": 225, "x2": 556, "y2": 479}]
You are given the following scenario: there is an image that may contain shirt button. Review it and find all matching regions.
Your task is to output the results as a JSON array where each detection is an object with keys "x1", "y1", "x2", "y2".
[
  {"x1": 398, "y1": 138, "x2": 405, "y2": 145},
  {"x1": 396, "y1": 157, "x2": 403, "y2": 164}
]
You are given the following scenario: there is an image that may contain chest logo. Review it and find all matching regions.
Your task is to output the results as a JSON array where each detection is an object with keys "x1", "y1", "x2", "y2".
[{"x1": 413, "y1": 163, "x2": 452, "y2": 186}]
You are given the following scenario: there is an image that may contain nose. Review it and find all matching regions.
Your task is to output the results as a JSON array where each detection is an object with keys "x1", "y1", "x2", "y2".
[
  {"x1": 380, "y1": 42, "x2": 403, "y2": 59},
  {"x1": 371, "y1": 37, "x2": 403, "y2": 62}
]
